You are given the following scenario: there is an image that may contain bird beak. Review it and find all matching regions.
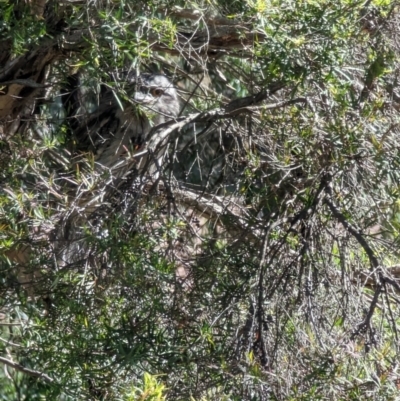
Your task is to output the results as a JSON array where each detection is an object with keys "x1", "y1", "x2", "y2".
[{"x1": 134, "y1": 92, "x2": 154, "y2": 104}]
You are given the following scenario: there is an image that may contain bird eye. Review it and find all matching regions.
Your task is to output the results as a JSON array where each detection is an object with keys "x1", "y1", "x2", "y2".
[{"x1": 151, "y1": 88, "x2": 164, "y2": 97}]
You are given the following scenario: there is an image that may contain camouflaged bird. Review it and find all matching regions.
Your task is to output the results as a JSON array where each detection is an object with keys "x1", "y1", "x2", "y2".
[{"x1": 75, "y1": 73, "x2": 180, "y2": 176}]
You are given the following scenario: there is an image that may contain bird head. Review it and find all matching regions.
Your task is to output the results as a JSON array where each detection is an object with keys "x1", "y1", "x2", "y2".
[{"x1": 133, "y1": 73, "x2": 180, "y2": 118}]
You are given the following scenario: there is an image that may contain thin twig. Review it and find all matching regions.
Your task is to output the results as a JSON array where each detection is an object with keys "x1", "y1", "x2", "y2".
[{"x1": 0, "y1": 356, "x2": 54, "y2": 383}]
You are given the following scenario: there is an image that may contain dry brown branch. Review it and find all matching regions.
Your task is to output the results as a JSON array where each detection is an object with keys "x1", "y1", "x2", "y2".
[
  {"x1": 354, "y1": 265, "x2": 400, "y2": 293},
  {"x1": 171, "y1": 186, "x2": 260, "y2": 241},
  {"x1": 0, "y1": 42, "x2": 60, "y2": 122}
]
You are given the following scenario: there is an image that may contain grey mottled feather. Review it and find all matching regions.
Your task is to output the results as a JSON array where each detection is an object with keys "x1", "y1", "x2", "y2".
[{"x1": 77, "y1": 73, "x2": 180, "y2": 174}]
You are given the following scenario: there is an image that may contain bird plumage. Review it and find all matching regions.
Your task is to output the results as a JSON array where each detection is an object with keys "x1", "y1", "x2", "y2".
[
  {"x1": 74, "y1": 73, "x2": 180, "y2": 175},
  {"x1": 55, "y1": 74, "x2": 180, "y2": 266}
]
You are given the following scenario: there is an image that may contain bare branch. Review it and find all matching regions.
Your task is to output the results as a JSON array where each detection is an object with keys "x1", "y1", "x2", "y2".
[
  {"x1": 324, "y1": 186, "x2": 380, "y2": 270},
  {"x1": 0, "y1": 79, "x2": 46, "y2": 88},
  {"x1": 0, "y1": 356, "x2": 54, "y2": 383}
]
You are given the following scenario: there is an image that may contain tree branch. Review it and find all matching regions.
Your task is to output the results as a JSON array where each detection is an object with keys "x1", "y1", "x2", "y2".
[
  {"x1": 324, "y1": 187, "x2": 379, "y2": 270},
  {"x1": 0, "y1": 356, "x2": 54, "y2": 383}
]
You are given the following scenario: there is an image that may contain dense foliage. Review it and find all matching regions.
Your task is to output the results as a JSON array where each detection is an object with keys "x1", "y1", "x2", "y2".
[{"x1": 1, "y1": 0, "x2": 400, "y2": 399}]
